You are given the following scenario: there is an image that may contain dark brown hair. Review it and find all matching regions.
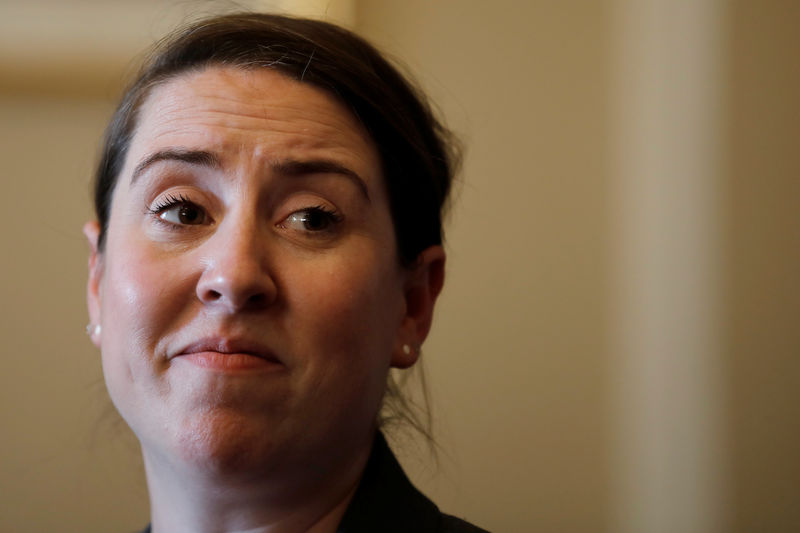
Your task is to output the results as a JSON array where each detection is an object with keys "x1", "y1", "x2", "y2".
[{"x1": 93, "y1": 12, "x2": 458, "y2": 267}]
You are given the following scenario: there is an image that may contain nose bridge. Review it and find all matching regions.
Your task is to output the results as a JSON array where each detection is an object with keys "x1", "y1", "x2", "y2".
[
  {"x1": 216, "y1": 210, "x2": 263, "y2": 272},
  {"x1": 196, "y1": 204, "x2": 275, "y2": 311}
]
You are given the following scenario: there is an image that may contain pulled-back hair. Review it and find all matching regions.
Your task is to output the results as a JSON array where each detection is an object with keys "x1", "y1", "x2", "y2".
[{"x1": 94, "y1": 12, "x2": 458, "y2": 267}]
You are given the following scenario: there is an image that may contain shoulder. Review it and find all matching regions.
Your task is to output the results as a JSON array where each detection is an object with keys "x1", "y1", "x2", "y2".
[{"x1": 441, "y1": 513, "x2": 491, "y2": 533}]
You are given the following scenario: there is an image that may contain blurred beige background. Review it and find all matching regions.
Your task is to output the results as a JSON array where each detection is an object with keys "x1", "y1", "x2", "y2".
[{"x1": 1, "y1": 1, "x2": 798, "y2": 532}]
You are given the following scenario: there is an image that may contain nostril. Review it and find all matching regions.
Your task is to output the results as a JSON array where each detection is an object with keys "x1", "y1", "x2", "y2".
[
  {"x1": 246, "y1": 293, "x2": 268, "y2": 308},
  {"x1": 206, "y1": 290, "x2": 222, "y2": 302}
]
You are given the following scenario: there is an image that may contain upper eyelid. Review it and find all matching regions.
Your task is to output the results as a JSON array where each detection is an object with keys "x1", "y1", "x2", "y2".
[
  {"x1": 145, "y1": 185, "x2": 216, "y2": 214},
  {"x1": 148, "y1": 193, "x2": 195, "y2": 211},
  {"x1": 283, "y1": 205, "x2": 343, "y2": 223},
  {"x1": 145, "y1": 187, "x2": 346, "y2": 223},
  {"x1": 139, "y1": 170, "x2": 215, "y2": 208}
]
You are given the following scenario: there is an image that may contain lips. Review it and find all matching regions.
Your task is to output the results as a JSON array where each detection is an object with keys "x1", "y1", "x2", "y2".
[{"x1": 174, "y1": 337, "x2": 283, "y2": 371}]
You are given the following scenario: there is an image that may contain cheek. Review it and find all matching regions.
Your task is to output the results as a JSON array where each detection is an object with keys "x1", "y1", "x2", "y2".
[
  {"x1": 98, "y1": 240, "x2": 196, "y2": 394},
  {"x1": 281, "y1": 256, "x2": 403, "y2": 437},
  {"x1": 285, "y1": 250, "x2": 404, "y2": 373},
  {"x1": 101, "y1": 248, "x2": 189, "y2": 337},
  {"x1": 99, "y1": 194, "x2": 193, "y2": 325}
]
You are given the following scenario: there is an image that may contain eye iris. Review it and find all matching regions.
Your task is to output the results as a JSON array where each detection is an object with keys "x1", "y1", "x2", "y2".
[
  {"x1": 178, "y1": 204, "x2": 202, "y2": 224},
  {"x1": 302, "y1": 210, "x2": 328, "y2": 231}
]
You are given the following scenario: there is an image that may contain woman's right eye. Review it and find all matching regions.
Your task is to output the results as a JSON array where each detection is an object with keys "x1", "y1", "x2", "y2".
[{"x1": 148, "y1": 194, "x2": 209, "y2": 226}]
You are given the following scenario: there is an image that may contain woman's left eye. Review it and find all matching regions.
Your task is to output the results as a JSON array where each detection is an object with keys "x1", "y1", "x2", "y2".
[{"x1": 280, "y1": 206, "x2": 343, "y2": 233}]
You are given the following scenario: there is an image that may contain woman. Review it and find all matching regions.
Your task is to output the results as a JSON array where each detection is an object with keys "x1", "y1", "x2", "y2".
[{"x1": 83, "y1": 12, "x2": 485, "y2": 533}]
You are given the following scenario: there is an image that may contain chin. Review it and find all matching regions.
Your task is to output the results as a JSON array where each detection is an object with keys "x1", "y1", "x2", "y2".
[{"x1": 171, "y1": 409, "x2": 285, "y2": 478}]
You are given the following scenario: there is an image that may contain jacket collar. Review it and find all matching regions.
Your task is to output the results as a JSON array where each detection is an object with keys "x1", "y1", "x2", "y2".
[{"x1": 337, "y1": 431, "x2": 442, "y2": 532}]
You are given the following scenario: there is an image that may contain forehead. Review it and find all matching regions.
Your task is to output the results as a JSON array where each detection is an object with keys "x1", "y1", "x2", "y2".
[{"x1": 127, "y1": 66, "x2": 380, "y2": 177}]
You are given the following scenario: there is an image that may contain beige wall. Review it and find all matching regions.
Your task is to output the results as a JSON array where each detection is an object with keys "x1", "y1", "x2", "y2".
[
  {"x1": 0, "y1": 1, "x2": 798, "y2": 532},
  {"x1": 357, "y1": 2, "x2": 611, "y2": 531},
  {"x1": 0, "y1": 96, "x2": 148, "y2": 530}
]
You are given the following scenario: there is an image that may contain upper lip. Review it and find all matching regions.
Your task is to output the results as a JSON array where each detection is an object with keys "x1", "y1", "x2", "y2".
[{"x1": 176, "y1": 337, "x2": 281, "y2": 364}]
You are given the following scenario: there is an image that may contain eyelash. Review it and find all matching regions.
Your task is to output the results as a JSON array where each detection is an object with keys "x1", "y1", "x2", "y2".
[
  {"x1": 147, "y1": 193, "x2": 194, "y2": 215},
  {"x1": 279, "y1": 205, "x2": 344, "y2": 234},
  {"x1": 146, "y1": 195, "x2": 343, "y2": 234},
  {"x1": 146, "y1": 193, "x2": 206, "y2": 229}
]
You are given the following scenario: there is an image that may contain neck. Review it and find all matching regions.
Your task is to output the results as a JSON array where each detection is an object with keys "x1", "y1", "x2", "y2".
[{"x1": 142, "y1": 438, "x2": 372, "y2": 533}]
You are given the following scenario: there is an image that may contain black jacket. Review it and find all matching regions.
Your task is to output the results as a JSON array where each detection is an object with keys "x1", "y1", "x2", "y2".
[{"x1": 338, "y1": 432, "x2": 488, "y2": 532}]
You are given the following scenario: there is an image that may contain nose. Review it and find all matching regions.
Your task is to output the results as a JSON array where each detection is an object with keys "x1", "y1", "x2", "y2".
[{"x1": 195, "y1": 218, "x2": 277, "y2": 313}]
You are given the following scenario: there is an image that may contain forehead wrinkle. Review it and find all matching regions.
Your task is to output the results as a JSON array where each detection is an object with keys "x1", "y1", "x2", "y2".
[
  {"x1": 150, "y1": 70, "x2": 363, "y2": 133},
  {"x1": 143, "y1": 111, "x2": 374, "y2": 168},
  {"x1": 143, "y1": 91, "x2": 366, "y2": 144},
  {"x1": 144, "y1": 121, "x2": 371, "y2": 165},
  {"x1": 131, "y1": 66, "x2": 383, "y2": 188}
]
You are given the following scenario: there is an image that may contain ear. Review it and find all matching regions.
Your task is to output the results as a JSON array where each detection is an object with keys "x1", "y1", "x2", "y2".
[
  {"x1": 391, "y1": 245, "x2": 446, "y2": 369},
  {"x1": 83, "y1": 221, "x2": 103, "y2": 348}
]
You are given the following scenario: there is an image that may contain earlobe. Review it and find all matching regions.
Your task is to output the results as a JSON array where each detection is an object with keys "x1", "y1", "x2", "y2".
[
  {"x1": 83, "y1": 221, "x2": 103, "y2": 348},
  {"x1": 391, "y1": 245, "x2": 446, "y2": 369}
]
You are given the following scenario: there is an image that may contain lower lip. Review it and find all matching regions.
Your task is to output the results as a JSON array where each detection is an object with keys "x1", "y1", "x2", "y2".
[{"x1": 179, "y1": 352, "x2": 282, "y2": 372}]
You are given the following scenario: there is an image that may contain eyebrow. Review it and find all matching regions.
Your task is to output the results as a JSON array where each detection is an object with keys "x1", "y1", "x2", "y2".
[
  {"x1": 131, "y1": 148, "x2": 221, "y2": 185},
  {"x1": 272, "y1": 159, "x2": 370, "y2": 201},
  {"x1": 130, "y1": 148, "x2": 370, "y2": 201}
]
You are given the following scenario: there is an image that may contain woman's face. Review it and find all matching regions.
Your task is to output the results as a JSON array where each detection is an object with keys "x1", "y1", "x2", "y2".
[{"x1": 84, "y1": 66, "x2": 443, "y2": 479}]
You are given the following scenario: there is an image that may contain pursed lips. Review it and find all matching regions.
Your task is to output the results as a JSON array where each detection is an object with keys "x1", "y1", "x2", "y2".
[{"x1": 174, "y1": 337, "x2": 283, "y2": 367}]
